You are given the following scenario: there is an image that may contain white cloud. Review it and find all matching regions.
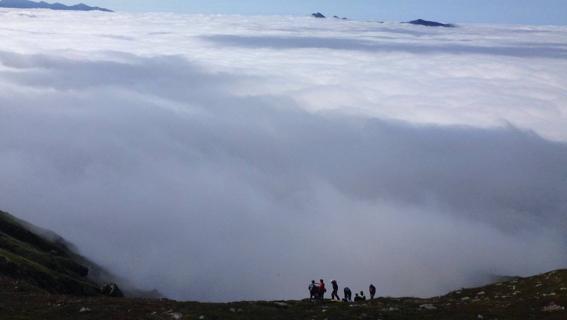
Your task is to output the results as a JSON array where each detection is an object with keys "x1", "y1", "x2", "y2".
[{"x1": 0, "y1": 9, "x2": 567, "y2": 301}]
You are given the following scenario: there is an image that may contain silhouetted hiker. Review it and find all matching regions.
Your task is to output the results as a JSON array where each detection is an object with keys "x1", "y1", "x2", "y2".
[
  {"x1": 309, "y1": 280, "x2": 317, "y2": 300},
  {"x1": 343, "y1": 287, "x2": 352, "y2": 302},
  {"x1": 369, "y1": 284, "x2": 376, "y2": 299},
  {"x1": 354, "y1": 293, "x2": 361, "y2": 302},
  {"x1": 319, "y1": 279, "x2": 326, "y2": 300},
  {"x1": 331, "y1": 280, "x2": 340, "y2": 300},
  {"x1": 360, "y1": 291, "x2": 366, "y2": 301}
]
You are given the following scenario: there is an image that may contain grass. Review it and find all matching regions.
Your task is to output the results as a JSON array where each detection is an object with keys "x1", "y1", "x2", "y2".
[{"x1": 0, "y1": 210, "x2": 100, "y2": 295}]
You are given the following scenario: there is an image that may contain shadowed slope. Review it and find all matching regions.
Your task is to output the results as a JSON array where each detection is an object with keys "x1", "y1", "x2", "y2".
[{"x1": 0, "y1": 209, "x2": 103, "y2": 295}]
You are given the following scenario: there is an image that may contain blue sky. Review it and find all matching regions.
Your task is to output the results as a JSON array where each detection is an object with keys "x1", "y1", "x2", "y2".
[{"x1": 58, "y1": 0, "x2": 567, "y2": 25}]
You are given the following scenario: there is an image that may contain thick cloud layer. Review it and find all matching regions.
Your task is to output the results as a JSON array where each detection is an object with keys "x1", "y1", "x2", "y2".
[{"x1": 1, "y1": 10, "x2": 567, "y2": 301}]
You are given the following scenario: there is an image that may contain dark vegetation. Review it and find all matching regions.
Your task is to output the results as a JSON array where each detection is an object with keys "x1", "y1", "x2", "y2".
[
  {"x1": 0, "y1": 210, "x2": 103, "y2": 295},
  {"x1": 1, "y1": 209, "x2": 566, "y2": 319}
]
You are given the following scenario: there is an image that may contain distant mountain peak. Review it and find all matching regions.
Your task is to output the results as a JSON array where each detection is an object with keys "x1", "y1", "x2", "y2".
[
  {"x1": 406, "y1": 19, "x2": 456, "y2": 28},
  {"x1": 0, "y1": 0, "x2": 113, "y2": 12},
  {"x1": 311, "y1": 12, "x2": 326, "y2": 19}
]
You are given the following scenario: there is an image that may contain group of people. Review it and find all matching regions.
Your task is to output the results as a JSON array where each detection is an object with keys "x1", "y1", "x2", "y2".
[{"x1": 308, "y1": 279, "x2": 377, "y2": 302}]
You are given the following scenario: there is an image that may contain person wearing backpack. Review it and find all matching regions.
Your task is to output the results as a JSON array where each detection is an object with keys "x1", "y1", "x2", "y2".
[
  {"x1": 343, "y1": 287, "x2": 352, "y2": 302},
  {"x1": 308, "y1": 280, "x2": 317, "y2": 300},
  {"x1": 354, "y1": 293, "x2": 361, "y2": 302},
  {"x1": 331, "y1": 280, "x2": 340, "y2": 300},
  {"x1": 369, "y1": 284, "x2": 376, "y2": 300}
]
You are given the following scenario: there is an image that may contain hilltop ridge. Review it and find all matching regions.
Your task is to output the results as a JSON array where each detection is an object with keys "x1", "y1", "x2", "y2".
[
  {"x1": 2, "y1": 267, "x2": 567, "y2": 319},
  {"x1": 0, "y1": 0, "x2": 112, "y2": 12},
  {"x1": 1, "y1": 209, "x2": 566, "y2": 319}
]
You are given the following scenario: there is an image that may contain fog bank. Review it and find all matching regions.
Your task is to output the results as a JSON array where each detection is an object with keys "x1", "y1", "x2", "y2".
[{"x1": 1, "y1": 11, "x2": 567, "y2": 301}]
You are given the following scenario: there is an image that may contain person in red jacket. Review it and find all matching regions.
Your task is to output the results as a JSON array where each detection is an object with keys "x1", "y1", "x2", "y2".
[{"x1": 319, "y1": 279, "x2": 326, "y2": 300}]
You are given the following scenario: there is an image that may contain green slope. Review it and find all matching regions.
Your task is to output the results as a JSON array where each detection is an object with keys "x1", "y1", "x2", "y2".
[{"x1": 0, "y1": 210, "x2": 100, "y2": 295}]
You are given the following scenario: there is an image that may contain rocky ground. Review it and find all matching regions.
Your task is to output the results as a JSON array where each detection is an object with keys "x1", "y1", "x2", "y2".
[{"x1": 2, "y1": 270, "x2": 567, "y2": 320}]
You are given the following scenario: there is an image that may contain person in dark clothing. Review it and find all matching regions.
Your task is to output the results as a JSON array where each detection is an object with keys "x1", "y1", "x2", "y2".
[
  {"x1": 319, "y1": 279, "x2": 326, "y2": 300},
  {"x1": 354, "y1": 293, "x2": 361, "y2": 302},
  {"x1": 369, "y1": 284, "x2": 376, "y2": 300},
  {"x1": 343, "y1": 287, "x2": 352, "y2": 302},
  {"x1": 360, "y1": 291, "x2": 366, "y2": 301},
  {"x1": 309, "y1": 280, "x2": 317, "y2": 300},
  {"x1": 331, "y1": 280, "x2": 340, "y2": 300}
]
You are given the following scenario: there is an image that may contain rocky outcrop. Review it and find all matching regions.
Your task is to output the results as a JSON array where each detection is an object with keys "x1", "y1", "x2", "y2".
[
  {"x1": 311, "y1": 12, "x2": 325, "y2": 19},
  {"x1": 101, "y1": 283, "x2": 124, "y2": 297}
]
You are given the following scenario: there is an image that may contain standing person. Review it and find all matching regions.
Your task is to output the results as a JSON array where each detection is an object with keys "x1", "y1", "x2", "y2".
[
  {"x1": 343, "y1": 287, "x2": 352, "y2": 302},
  {"x1": 319, "y1": 279, "x2": 326, "y2": 300},
  {"x1": 331, "y1": 280, "x2": 340, "y2": 300},
  {"x1": 309, "y1": 280, "x2": 317, "y2": 300},
  {"x1": 360, "y1": 291, "x2": 366, "y2": 301},
  {"x1": 369, "y1": 284, "x2": 376, "y2": 300}
]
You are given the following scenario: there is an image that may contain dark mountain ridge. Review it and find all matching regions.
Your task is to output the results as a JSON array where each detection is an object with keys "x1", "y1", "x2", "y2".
[
  {"x1": 406, "y1": 19, "x2": 456, "y2": 27},
  {"x1": 311, "y1": 12, "x2": 325, "y2": 18},
  {"x1": 0, "y1": 0, "x2": 112, "y2": 12}
]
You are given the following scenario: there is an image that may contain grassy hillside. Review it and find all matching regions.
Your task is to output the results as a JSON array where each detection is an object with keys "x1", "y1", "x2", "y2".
[
  {"x1": 0, "y1": 210, "x2": 101, "y2": 295},
  {"x1": 1, "y1": 209, "x2": 566, "y2": 319}
]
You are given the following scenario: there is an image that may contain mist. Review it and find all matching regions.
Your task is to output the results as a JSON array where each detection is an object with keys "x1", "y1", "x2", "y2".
[{"x1": 1, "y1": 10, "x2": 567, "y2": 301}]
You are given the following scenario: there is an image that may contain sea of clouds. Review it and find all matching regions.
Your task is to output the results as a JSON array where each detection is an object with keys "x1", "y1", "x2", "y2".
[{"x1": 1, "y1": 9, "x2": 567, "y2": 301}]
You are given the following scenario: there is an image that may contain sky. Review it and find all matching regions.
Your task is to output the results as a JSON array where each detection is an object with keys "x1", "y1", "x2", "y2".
[
  {"x1": 56, "y1": 0, "x2": 567, "y2": 25},
  {"x1": 1, "y1": 9, "x2": 566, "y2": 302}
]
